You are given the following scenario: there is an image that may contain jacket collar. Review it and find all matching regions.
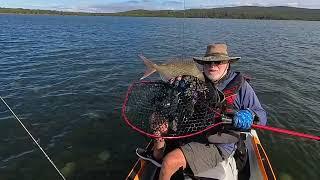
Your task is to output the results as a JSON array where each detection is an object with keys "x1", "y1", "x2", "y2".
[{"x1": 205, "y1": 70, "x2": 237, "y2": 91}]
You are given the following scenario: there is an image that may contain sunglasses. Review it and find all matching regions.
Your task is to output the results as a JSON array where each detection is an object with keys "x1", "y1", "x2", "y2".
[{"x1": 201, "y1": 60, "x2": 229, "y2": 65}]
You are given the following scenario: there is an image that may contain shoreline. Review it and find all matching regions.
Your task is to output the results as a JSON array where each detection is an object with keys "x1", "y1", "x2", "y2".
[
  {"x1": 1, "y1": 13, "x2": 319, "y2": 22},
  {"x1": 1, "y1": 6, "x2": 320, "y2": 21}
]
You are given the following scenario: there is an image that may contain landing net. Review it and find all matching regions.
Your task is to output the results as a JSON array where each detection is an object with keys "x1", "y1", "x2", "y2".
[{"x1": 122, "y1": 76, "x2": 225, "y2": 139}]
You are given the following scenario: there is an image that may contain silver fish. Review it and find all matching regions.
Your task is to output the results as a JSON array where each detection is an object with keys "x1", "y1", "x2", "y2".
[{"x1": 139, "y1": 54, "x2": 204, "y2": 81}]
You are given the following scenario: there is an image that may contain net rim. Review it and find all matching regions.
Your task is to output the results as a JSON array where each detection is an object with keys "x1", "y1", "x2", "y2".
[{"x1": 121, "y1": 80, "x2": 225, "y2": 139}]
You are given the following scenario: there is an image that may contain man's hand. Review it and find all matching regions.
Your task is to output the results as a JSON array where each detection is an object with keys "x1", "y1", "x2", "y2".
[
  {"x1": 169, "y1": 75, "x2": 203, "y2": 97},
  {"x1": 152, "y1": 122, "x2": 167, "y2": 160},
  {"x1": 233, "y1": 109, "x2": 254, "y2": 130},
  {"x1": 169, "y1": 75, "x2": 182, "y2": 85},
  {"x1": 169, "y1": 75, "x2": 189, "y2": 92}
]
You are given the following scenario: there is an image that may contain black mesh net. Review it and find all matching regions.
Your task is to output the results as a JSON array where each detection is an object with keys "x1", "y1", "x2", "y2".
[{"x1": 123, "y1": 76, "x2": 225, "y2": 138}]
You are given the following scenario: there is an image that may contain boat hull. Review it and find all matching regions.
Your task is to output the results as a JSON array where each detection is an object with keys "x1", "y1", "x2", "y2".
[{"x1": 126, "y1": 130, "x2": 276, "y2": 180}]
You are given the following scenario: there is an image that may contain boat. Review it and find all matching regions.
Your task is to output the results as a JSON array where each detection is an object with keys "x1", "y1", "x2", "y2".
[{"x1": 126, "y1": 129, "x2": 276, "y2": 180}]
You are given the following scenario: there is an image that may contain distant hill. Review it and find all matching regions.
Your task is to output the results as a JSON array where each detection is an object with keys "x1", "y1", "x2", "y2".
[
  {"x1": 1, "y1": 6, "x2": 320, "y2": 21},
  {"x1": 0, "y1": 7, "x2": 110, "y2": 16},
  {"x1": 115, "y1": 6, "x2": 320, "y2": 21}
]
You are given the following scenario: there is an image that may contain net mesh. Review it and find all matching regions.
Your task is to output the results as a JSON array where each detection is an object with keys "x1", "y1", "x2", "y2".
[{"x1": 123, "y1": 76, "x2": 225, "y2": 137}]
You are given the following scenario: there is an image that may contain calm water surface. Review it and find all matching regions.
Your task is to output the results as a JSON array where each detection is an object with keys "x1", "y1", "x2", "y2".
[{"x1": 0, "y1": 15, "x2": 319, "y2": 180}]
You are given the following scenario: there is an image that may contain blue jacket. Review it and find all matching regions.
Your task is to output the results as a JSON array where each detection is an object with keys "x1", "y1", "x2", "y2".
[{"x1": 215, "y1": 71, "x2": 267, "y2": 155}]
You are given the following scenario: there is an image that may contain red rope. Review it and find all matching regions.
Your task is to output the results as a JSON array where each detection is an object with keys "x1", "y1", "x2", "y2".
[{"x1": 252, "y1": 124, "x2": 320, "y2": 141}]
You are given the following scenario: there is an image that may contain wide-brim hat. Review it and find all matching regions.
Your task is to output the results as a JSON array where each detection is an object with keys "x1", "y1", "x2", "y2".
[{"x1": 193, "y1": 43, "x2": 241, "y2": 64}]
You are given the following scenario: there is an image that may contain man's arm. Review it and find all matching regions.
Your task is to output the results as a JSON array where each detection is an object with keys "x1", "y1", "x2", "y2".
[{"x1": 234, "y1": 81, "x2": 267, "y2": 125}]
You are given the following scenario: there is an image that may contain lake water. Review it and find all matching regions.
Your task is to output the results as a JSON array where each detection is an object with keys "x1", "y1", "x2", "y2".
[{"x1": 0, "y1": 15, "x2": 319, "y2": 180}]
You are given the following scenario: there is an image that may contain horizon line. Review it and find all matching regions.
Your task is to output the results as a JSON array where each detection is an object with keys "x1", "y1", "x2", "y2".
[{"x1": 1, "y1": 5, "x2": 320, "y2": 14}]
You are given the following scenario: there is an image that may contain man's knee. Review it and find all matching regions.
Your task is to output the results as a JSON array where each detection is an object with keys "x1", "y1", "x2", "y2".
[{"x1": 162, "y1": 148, "x2": 187, "y2": 170}]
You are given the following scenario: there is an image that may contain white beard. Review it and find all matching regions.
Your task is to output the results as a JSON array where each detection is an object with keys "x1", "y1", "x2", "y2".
[
  {"x1": 204, "y1": 71, "x2": 217, "y2": 82},
  {"x1": 203, "y1": 64, "x2": 229, "y2": 83}
]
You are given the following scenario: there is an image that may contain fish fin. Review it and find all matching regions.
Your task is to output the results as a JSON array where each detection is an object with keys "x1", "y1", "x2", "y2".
[
  {"x1": 138, "y1": 54, "x2": 157, "y2": 80},
  {"x1": 159, "y1": 73, "x2": 173, "y2": 81}
]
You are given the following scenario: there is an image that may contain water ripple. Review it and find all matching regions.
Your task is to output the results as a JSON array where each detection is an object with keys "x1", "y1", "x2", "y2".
[{"x1": 0, "y1": 15, "x2": 319, "y2": 179}]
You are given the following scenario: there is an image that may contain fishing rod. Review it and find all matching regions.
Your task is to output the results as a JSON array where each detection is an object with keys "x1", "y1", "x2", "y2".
[
  {"x1": 223, "y1": 116, "x2": 320, "y2": 141},
  {"x1": 0, "y1": 96, "x2": 66, "y2": 180},
  {"x1": 122, "y1": 80, "x2": 320, "y2": 141},
  {"x1": 252, "y1": 124, "x2": 320, "y2": 141}
]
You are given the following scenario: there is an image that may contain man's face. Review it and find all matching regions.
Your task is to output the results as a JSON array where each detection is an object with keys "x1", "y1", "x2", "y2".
[{"x1": 203, "y1": 61, "x2": 230, "y2": 82}]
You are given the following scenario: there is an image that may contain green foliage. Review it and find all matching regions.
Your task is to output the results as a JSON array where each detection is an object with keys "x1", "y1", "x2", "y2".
[
  {"x1": 0, "y1": 7, "x2": 111, "y2": 16},
  {"x1": 0, "y1": 6, "x2": 319, "y2": 21},
  {"x1": 116, "y1": 6, "x2": 320, "y2": 21}
]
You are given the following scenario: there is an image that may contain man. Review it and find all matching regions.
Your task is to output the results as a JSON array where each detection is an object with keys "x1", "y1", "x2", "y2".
[{"x1": 153, "y1": 43, "x2": 267, "y2": 180}]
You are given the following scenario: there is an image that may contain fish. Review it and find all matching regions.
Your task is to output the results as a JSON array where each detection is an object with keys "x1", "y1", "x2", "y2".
[{"x1": 139, "y1": 54, "x2": 205, "y2": 81}]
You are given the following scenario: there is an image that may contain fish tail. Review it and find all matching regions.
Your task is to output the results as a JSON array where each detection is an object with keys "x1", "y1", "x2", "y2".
[{"x1": 139, "y1": 54, "x2": 157, "y2": 80}]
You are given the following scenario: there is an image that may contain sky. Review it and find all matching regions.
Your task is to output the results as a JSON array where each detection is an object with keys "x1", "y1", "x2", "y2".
[{"x1": 0, "y1": 0, "x2": 319, "y2": 13}]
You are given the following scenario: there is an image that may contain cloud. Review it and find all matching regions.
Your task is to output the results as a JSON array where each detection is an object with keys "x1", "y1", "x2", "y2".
[
  {"x1": 161, "y1": 1, "x2": 183, "y2": 10},
  {"x1": 80, "y1": 0, "x2": 185, "y2": 13},
  {"x1": 228, "y1": 0, "x2": 320, "y2": 9},
  {"x1": 287, "y1": 2, "x2": 299, "y2": 7},
  {"x1": 86, "y1": 2, "x2": 147, "y2": 13},
  {"x1": 127, "y1": 0, "x2": 140, "y2": 4},
  {"x1": 162, "y1": 1, "x2": 183, "y2": 6}
]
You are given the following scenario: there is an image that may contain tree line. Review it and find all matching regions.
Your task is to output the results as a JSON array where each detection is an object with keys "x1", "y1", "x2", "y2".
[{"x1": 1, "y1": 6, "x2": 319, "y2": 21}]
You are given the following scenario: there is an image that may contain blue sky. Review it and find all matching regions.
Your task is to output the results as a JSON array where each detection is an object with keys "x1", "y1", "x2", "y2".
[{"x1": 0, "y1": 0, "x2": 319, "y2": 12}]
